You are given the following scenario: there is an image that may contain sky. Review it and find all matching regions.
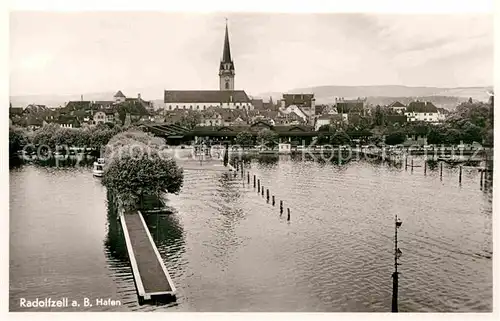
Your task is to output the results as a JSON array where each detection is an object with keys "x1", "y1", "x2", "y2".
[{"x1": 9, "y1": 12, "x2": 493, "y2": 98}]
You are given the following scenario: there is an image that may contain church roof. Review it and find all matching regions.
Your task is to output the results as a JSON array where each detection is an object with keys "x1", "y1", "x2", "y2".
[
  {"x1": 164, "y1": 90, "x2": 251, "y2": 103},
  {"x1": 114, "y1": 90, "x2": 126, "y2": 98}
]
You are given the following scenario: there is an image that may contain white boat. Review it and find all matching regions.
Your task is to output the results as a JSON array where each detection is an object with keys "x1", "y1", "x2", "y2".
[{"x1": 93, "y1": 158, "x2": 105, "y2": 177}]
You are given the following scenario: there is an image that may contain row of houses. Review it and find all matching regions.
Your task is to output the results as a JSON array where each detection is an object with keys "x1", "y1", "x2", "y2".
[
  {"x1": 9, "y1": 90, "x2": 154, "y2": 130},
  {"x1": 10, "y1": 89, "x2": 451, "y2": 132}
]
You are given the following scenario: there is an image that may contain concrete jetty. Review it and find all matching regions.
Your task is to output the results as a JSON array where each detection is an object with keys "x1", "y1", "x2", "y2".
[{"x1": 120, "y1": 210, "x2": 177, "y2": 303}]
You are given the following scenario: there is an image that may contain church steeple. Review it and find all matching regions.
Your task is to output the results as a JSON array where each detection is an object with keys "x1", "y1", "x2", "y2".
[
  {"x1": 219, "y1": 19, "x2": 235, "y2": 91},
  {"x1": 222, "y1": 22, "x2": 232, "y2": 64}
]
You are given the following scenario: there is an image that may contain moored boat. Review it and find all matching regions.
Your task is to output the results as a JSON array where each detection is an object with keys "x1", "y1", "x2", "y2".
[{"x1": 93, "y1": 158, "x2": 105, "y2": 177}]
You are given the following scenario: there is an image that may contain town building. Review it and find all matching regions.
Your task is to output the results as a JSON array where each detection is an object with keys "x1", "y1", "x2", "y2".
[
  {"x1": 388, "y1": 101, "x2": 406, "y2": 114},
  {"x1": 164, "y1": 90, "x2": 253, "y2": 111},
  {"x1": 162, "y1": 21, "x2": 254, "y2": 111},
  {"x1": 334, "y1": 97, "x2": 367, "y2": 115},
  {"x1": 405, "y1": 101, "x2": 440, "y2": 122},
  {"x1": 280, "y1": 94, "x2": 316, "y2": 124},
  {"x1": 114, "y1": 90, "x2": 126, "y2": 104},
  {"x1": 314, "y1": 114, "x2": 332, "y2": 131}
]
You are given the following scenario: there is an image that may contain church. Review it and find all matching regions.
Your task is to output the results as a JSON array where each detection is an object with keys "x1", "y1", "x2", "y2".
[{"x1": 163, "y1": 21, "x2": 254, "y2": 111}]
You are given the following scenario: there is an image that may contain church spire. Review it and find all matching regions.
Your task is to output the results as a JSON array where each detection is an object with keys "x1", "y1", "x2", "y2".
[
  {"x1": 222, "y1": 19, "x2": 232, "y2": 63},
  {"x1": 219, "y1": 18, "x2": 235, "y2": 91}
]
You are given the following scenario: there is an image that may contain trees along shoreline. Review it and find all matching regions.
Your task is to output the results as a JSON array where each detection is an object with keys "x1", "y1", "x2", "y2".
[{"x1": 9, "y1": 123, "x2": 125, "y2": 159}]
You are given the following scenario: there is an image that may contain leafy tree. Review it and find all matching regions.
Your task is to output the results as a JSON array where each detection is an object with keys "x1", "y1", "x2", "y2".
[
  {"x1": 427, "y1": 125, "x2": 447, "y2": 145},
  {"x1": 257, "y1": 128, "x2": 279, "y2": 149},
  {"x1": 317, "y1": 124, "x2": 331, "y2": 132},
  {"x1": 235, "y1": 131, "x2": 254, "y2": 148},
  {"x1": 102, "y1": 130, "x2": 184, "y2": 211},
  {"x1": 9, "y1": 126, "x2": 28, "y2": 154},
  {"x1": 461, "y1": 121, "x2": 482, "y2": 144},
  {"x1": 177, "y1": 111, "x2": 202, "y2": 129},
  {"x1": 330, "y1": 130, "x2": 351, "y2": 146},
  {"x1": 444, "y1": 128, "x2": 462, "y2": 145},
  {"x1": 31, "y1": 123, "x2": 59, "y2": 147},
  {"x1": 374, "y1": 105, "x2": 385, "y2": 126},
  {"x1": 385, "y1": 131, "x2": 406, "y2": 145},
  {"x1": 316, "y1": 132, "x2": 330, "y2": 145}
]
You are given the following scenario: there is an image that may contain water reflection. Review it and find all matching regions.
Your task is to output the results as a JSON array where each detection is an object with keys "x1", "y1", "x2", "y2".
[
  {"x1": 104, "y1": 192, "x2": 129, "y2": 263},
  {"x1": 143, "y1": 210, "x2": 185, "y2": 262}
]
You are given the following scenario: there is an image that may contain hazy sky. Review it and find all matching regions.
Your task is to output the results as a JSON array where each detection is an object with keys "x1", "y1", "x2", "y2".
[{"x1": 10, "y1": 12, "x2": 493, "y2": 98}]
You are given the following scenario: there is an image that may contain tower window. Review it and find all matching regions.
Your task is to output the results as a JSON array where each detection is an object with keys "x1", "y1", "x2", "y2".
[{"x1": 225, "y1": 82, "x2": 229, "y2": 90}]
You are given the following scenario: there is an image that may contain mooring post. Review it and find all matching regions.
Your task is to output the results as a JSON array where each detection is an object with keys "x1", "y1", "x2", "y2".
[
  {"x1": 266, "y1": 189, "x2": 269, "y2": 202},
  {"x1": 280, "y1": 200, "x2": 283, "y2": 214},
  {"x1": 424, "y1": 161, "x2": 427, "y2": 175},
  {"x1": 392, "y1": 214, "x2": 402, "y2": 313},
  {"x1": 258, "y1": 179, "x2": 260, "y2": 192},
  {"x1": 440, "y1": 162, "x2": 443, "y2": 179},
  {"x1": 287, "y1": 208, "x2": 290, "y2": 221},
  {"x1": 253, "y1": 175, "x2": 256, "y2": 188},
  {"x1": 411, "y1": 159, "x2": 414, "y2": 173},
  {"x1": 272, "y1": 195, "x2": 275, "y2": 206},
  {"x1": 247, "y1": 172, "x2": 250, "y2": 184},
  {"x1": 480, "y1": 169, "x2": 484, "y2": 188},
  {"x1": 405, "y1": 157, "x2": 408, "y2": 171},
  {"x1": 459, "y1": 166, "x2": 462, "y2": 184},
  {"x1": 261, "y1": 185, "x2": 264, "y2": 197}
]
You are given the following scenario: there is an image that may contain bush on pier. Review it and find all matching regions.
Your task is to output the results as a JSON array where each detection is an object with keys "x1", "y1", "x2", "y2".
[{"x1": 102, "y1": 130, "x2": 184, "y2": 211}]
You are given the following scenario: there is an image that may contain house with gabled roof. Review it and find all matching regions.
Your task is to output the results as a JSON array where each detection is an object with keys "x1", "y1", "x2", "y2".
[
  {"x1": 114, "y1": 90, "x2": 126, "y2": 103},
  {"x1": 405, "y1": 101, "x2": 439, "y2": 122},
  {"x1": 388, "y1": 101, "x2": 406, "y2": 114}
]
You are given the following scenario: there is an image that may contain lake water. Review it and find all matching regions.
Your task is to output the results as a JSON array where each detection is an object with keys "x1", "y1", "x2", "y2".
[{"x1": 9, "y1": 155, "x2": 492, "y2": 312}]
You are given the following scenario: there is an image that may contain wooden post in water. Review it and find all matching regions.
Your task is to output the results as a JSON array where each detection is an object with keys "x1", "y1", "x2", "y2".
[
  {"x1": 424, "y1": 161, "x2": 427, "y2": 175},
  {"x1": 411, "y1": 159, "x2": 414, "y2": 173},
  {"x1": 280, "y1": 200, "x2": 283, "y2": 214},
  {"x1": 405, "y1": 157, "x2": 408, "y2": 171},
  {"x1": 253, "y1": 175, "x2": 256, "y2": 188},
  {"x1": 287, "y1": 208, "x2": 290, "y2": 221},
  {"x1": 272, "y1": 195, "x2": 275, "y2": 206},
  {"x1": 480, "y1": 169, "x2": 484, "y2": 188},
  {"x1": 440, "y1": 162, "x2": 443, "y2": 179},
  {"x1": 392, "y1": 215, "x2": 402, "y2": 313},
  {"x1": 247, "y1": 172, "x2": 250, "y2": 184},
  {"x1": 459, "y1": 166, "x2": 462, "y2": 184},
  {"x1": 266, "y1": 189, "x2": 269, "y2": 202},
  {"x1": 258, "y1": 179, "x2": 260, "y2": 192},
  {"x1": 261, "y1": 185, "x2": 264, "y2": 197}
]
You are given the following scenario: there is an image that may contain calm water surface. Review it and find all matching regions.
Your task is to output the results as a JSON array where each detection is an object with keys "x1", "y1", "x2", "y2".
[{"x1": 9, "y1": 156, "x2": 492, "y2": 312}]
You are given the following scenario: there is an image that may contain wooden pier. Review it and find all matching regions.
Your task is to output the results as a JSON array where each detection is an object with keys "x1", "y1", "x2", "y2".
[{"x1": 120, "y1": 210, "x2": 177, "y2": 303}]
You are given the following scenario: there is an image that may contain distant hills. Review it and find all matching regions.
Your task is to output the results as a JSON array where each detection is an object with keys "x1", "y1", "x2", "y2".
[
  {"x1": 256, "y1": 85, "x2": 493, "y2": 110},
  {"x1": 9, "y1": 92, "x2": 116, "y2": 108},
  {"x1": 10, "y1": 85, "x2": 492, "y2": 111}
]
